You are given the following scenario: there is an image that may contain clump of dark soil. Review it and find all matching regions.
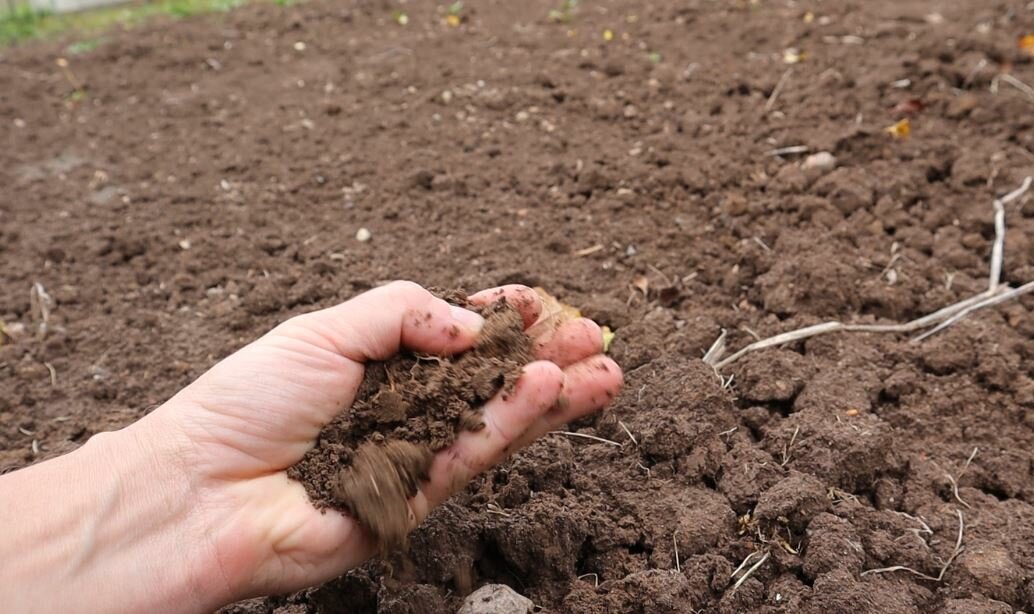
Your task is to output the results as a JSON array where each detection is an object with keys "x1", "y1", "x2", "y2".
[{"x1": 287, "y1": 299, "x2": 531, "y2": 551}]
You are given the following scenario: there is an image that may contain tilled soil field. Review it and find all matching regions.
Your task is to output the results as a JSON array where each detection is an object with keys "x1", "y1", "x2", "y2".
[{"x1": 3, "y1": 0, "x2": 1034, "y2": 611}]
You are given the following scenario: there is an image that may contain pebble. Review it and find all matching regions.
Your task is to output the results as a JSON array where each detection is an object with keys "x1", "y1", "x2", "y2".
[
  {"x1": 356, "y1": 227, "x2": 372, "y2": 242},
  {"x1": 457, "y1": 584, "x2": 533, "y2": 614},
  {"x1": 946, "y1": 93, "x2": 979, "y2": 119},
  {"x1": 1, "y1": 322, "x2": 27, "y2": 341},
  {"x1": 802, "y1": 151, "x2": 836, "y2": 173}
]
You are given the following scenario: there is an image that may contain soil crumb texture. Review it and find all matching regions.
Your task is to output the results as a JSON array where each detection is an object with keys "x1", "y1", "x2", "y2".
[
  {"x1": 2, "y1": 0, "x2": 1034, "y2": 612},
  {"x1": 288, "y1": 300, "x2": 531, "y2": 551}
]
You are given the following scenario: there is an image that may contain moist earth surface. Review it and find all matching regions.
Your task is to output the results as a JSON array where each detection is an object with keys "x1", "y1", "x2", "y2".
[{"x1": 1, "y1": 0, "x2": 1033, "y2": 612}]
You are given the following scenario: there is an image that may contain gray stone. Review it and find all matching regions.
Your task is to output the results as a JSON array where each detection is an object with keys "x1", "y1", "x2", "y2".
[{"x1": 457, "y1": 584, "x2": 533, "y2": 614}]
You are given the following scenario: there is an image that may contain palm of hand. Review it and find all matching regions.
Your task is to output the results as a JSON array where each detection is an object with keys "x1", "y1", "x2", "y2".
[{"x1": 143, "y1": 282, "x2": 622, "y2": 599}]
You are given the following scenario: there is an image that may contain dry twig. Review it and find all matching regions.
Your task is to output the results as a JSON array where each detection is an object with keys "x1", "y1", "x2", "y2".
[
  {"x1": 705, "y1": 178, "x2": 1033, "y2": 370},
  {"x1": 861, "y1": 509, "x2": 965, "y2": 581},
  {"x1": 575, "y1": 244, "x2": 604, "y2": 257},
  {"x1": 992, "y1": 73, "x2": 1034, "y2": 103},
  {"x1": 618, "y1": 421, "x2": 638, "y2": 447},
  {"x1": 553, "y1": 431, "x2": 622, "y2": 447},
  {"x1": 765, "y1": 68, "x2": 793, "y2": 111},
  {"x1": 781, "y1": 426, "x2": 800, "y2": 466},
  {"x1": 730, "y1": 551, "x2": 770, "y2": 592},
  {"x1": 767, "y1": 145, "x2": 809, "y2": 157}
]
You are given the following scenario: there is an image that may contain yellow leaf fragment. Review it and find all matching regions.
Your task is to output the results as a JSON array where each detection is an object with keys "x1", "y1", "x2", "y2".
[
  {"x1": 782, "y1": 48, "x2": 805, "y2": 64},
  {"x1": 885, "y1": 118, "x2": 911, "y2": 139},
  {"x1": 446, "y1": 14, "x2": 460, "y2": 27},
  {"x1": 533, "y1": 287, "x2": 582, "y2": 322},
  {"x1": 601, "y1": 326, "x2": 615, "y2": 353},
  {"x1": 1020, "y1": 34, "x2": 1034, "y2": 55},
  {"x1": 603, "y1": 28, "x2": 614, "y2": 41}
]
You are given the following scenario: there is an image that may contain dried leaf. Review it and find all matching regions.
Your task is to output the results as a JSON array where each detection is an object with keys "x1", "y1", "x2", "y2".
[
  {"x1": 885, "y1": 118, "x2": 911, "y2": 139},
  {"x1": 1019, "y1": 34, "x2": 1034, "y2": 55},
  {"x1": 601, "y1": 326, "x2": 615, "y2": 353}
]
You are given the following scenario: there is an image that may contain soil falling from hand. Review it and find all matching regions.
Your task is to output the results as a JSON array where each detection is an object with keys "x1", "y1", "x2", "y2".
[{"x1": 287, "y1": 299, "x2": 532, "y2": 552}]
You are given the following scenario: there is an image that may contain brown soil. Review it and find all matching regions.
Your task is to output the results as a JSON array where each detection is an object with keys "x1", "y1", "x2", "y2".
[
  {"x1": 2, "y1": 0, "x2": 1034, "y2": 613},
  {"x1": 287, "y1": 299, "x2": 531, "y2": 551}
]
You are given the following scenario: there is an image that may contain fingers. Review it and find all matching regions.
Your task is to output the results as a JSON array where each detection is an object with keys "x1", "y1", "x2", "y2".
[
  {"x1": 467, "y1": 285, "x2": 542, "y2": 328},
  {"x1": 281, "y1": 281, "x2": 484, "y2": 362},
  {"x1": 468, "y1": 285, "x2": 603, "y2": 367},
  {"x1": 510, "y1": 355, "x2": 623, "y2": 451},
  {"x1": 533, "y1": 317, "x2": 603, "y2": 367},
  {"x1": 420, "y1": 361, "x2": 565, "y2": 507}
]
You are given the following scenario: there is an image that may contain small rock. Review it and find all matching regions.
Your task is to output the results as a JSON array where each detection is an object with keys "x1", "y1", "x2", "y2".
[
  {"x1": 623, "y1": 104, "x2": 638, "y2": 118},
  {"x1": 457, "y1": 584, "x2": 533, "y2": 614},
  {"x1": 802, "y1": 151, "x2": 836, "y2": 173},
  {"x1": 293, "y1": 41, "x2": 306, "y2": 51},
  {"x1": 722, "y1": 192, "x2": 748, "y2": 216},
  {"x1": 356, "y1": 228, "x2": 372, "y2": 242},
  {"x1": 946, "y1": 93, "x2": 979, "y2": 119},
  {"x1": 1, "y1": 321, "x2": 27, "y2": 342}
]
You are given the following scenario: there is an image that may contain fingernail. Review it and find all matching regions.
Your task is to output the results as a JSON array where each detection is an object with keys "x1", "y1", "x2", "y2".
[{"x1": 450, "y1": 305, "x2": 485, "y2": 333}]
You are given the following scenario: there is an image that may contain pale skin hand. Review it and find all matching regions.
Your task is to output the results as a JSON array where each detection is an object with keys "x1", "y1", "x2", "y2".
[{"x1": 0, "y1": 281, "x2": 623, "y2": 613}]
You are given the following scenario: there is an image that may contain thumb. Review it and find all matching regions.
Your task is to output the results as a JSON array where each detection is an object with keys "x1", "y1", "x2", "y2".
[{"x1": 275, "y1": 280, "x2": 485, "y2": 362}]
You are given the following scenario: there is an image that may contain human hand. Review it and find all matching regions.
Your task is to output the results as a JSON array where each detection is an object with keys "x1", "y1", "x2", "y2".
[{"x1": 0, "y1": 282, "x2": 622, "y2": 613}]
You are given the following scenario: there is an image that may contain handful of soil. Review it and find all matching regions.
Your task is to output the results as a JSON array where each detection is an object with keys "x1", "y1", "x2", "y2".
[{"x1": 287, "y1": 298, "x2": 532, "y2": 551}]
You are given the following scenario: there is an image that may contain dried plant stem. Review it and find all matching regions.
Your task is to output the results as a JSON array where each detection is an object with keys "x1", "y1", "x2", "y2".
[
  {"x1": 992, "y1": 74, "x2": 1034, "y2": 103},
  {"x1": 552, "y1": 431, "x2": 622, "y2": 447},
  {"x1": 730, "y1": 551, "x2": 770, "y2": 592},
  {"x1": 861, "y1": 510, "x2": 964, "y2": 581},
  {"x1": 705, "y1": 177, "x2": 1033, "y2": 370},
  {"x1": 765, "y1": 68, "x2": 793, "y2": 111}
]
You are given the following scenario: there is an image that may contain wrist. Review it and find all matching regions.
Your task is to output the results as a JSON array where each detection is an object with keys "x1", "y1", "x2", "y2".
[
  {"x1": 88, "y1": 415, "x2": 235, "y2": 612},
  {"x1": 0, "y1": 407, "x2": 232, "y2": 613}
]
